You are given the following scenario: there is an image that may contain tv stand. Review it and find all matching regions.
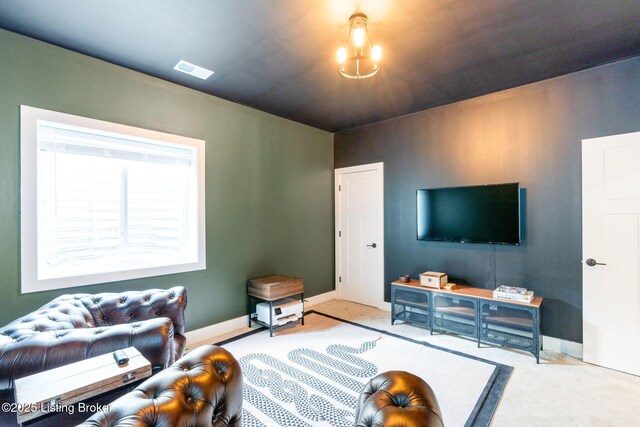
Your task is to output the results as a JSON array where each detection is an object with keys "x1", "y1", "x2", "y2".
[{"x1": 391, "y1": 280, "x2": 543, "y2": 362}]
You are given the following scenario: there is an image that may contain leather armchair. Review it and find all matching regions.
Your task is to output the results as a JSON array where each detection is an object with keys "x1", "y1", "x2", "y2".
[
  {"x1": 79, "y1": 345, "x2": 243, "y2": 427},
  {"x1": 0, "y1": 286, "x2": 187, "y2": 390},
  {"x1": 355, "y1": 370, "x2": 444, "y2": 427}
]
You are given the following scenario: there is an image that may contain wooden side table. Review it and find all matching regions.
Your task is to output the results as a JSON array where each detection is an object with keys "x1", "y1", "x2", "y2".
[{"x1": 247, "y1": 274, "x2": 304, "y2": 337}]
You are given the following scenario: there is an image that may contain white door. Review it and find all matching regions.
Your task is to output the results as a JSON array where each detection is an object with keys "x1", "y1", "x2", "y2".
[
  {"x1": 583, "y1": 131, "x2": 640, "y2": 376},
  {"x1": 335, "y1": 163, "x2": 384, "y2": 308}
]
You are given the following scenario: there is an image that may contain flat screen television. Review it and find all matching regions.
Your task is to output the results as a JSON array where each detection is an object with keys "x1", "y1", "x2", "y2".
[{"x1": 417, "y1": 183, "x2": 521, "y2": 245}]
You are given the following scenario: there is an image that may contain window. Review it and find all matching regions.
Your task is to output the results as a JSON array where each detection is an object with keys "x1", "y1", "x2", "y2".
[{"x1": 21, "y1": 106, "x2": 205, "y2": 293}]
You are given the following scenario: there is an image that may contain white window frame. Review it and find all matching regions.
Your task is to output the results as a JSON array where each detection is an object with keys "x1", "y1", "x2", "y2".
[{"x1": 20, "y1": 105, "x2": 206, "y2": 293}]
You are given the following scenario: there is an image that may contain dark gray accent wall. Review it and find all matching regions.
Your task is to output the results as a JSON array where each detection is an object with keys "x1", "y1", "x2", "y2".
[
  {"x1": 0, "y1": 29, "x2": 334, "y2": 330},
  {"x1": 335, "y1": 56, "x2": 640, "y2": 343}
]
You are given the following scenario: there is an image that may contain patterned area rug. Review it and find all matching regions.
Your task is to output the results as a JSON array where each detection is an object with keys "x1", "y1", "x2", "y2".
[{"x1": 217, "y1": 311, "x2": 511, "y2": 427}]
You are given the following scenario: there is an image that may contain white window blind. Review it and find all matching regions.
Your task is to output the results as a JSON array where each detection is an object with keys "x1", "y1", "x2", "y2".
[{"x1": 21, "y1": 106, "x2": 206, "y2": 293}]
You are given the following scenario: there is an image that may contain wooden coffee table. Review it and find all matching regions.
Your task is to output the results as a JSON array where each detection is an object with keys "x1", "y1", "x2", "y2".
[{"x1": 13, "y1": 347, "x2": 151, "y2": 424}]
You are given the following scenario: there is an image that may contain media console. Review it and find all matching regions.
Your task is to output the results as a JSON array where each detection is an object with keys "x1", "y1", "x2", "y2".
[{"x1": 391, "y1": 280, "x2": 543, "y2": 362}]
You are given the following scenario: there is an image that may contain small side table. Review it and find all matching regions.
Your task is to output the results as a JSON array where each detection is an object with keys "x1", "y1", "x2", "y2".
[{"x1": 247, "y1": 274, "x2": 304, "y2": 337}]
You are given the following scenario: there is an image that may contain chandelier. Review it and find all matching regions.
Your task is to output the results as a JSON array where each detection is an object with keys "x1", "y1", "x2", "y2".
[{"x1": 337, "y1": 12, "x2": 382, "y2": 79}]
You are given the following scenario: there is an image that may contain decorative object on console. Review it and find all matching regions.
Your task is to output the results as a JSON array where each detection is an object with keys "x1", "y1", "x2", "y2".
[
  {"x1": 399, "y1": 274, "x2": 411, "y2": 283},
  {"x1": 78, "y1": 345, "x2": 243, "y2": 427},
  {"x1": 337, "y1": 11, "x2": 382, "y2": 79},
  {"x1": 356, "y1": 370, "x2": 444, "y2": 427},
  {"x1": 0, "y1": 286, "x2": 187, "y2": 390},
  {"x1": 420, "y1": 271, "x2": 448, "y2": 288},
  {"x1": 493, "y1": 285, "x2": 534, "y2": 303}
]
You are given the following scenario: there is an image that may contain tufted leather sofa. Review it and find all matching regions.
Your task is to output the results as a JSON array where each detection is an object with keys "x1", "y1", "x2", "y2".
[
  {"x1": 0, "y1": 286, "x2": 187, "y2": 390},
  {"x1": 355, "y1": 370, "x2": 444, "y2": 427},
  {"x1": 78, "y1": 344, "x2": 243, "y2": 427}
]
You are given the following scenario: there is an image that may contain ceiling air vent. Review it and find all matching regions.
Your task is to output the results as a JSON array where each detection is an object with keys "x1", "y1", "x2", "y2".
[{"x1": 173, "y1": 60, "x2": 214, "y2": 80}]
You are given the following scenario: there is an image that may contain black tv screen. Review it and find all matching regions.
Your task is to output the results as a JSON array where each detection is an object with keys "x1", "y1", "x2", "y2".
[{"x1": 417, "y1": 183, "x2": 521, "y2": 245}]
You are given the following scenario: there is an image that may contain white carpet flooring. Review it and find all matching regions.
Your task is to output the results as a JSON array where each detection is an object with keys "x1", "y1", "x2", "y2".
[
  {"x1": 190, "y1": 299, "x2": 640, "y2": 427},
  {"x1": 219, "y1": 311, "x2": 504, "y2": 426}
]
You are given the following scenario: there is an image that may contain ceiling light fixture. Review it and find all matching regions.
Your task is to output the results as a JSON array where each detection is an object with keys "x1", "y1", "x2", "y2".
[
  {"x1": 337, "y1": 12, "x2": 382, "y2": 79},
  {"x1": 173, "y1": 60, "x2": 214, "y2": 80}
]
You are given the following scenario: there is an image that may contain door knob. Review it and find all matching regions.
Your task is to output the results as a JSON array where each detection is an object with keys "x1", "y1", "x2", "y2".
[
  {"x1": 585, "y1": 258, "x2": 606, "y2": 267},
  {"x1": 366, "y1": 243, "x2": 377, "y2": 248}
]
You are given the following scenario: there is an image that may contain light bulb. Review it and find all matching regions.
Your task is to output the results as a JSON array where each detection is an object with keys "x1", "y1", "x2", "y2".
[
  {"x1": 371, "y1": 45, "x2": 382, "y2": 62},
  {"x1": 337, "y1": 47, "x2": 347, "y2": 64},
  {"x1": 353, "y1": 28, "x2": 365, "y2": 47}
]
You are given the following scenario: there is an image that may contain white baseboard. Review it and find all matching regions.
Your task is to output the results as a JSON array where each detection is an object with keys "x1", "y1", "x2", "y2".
[
  {"x1": 379, "y1": 301, "x2": 391, "y2": 312},
  {"x1": 306, "y1": 290, "x2": 337, "y2": 306},
  {"x1": 542, "y1": 335, "x2": 583, "y2": 359},
  {"x1": 185, "y1": 290, "x2": 337, "y2": 345},
  {"x1": 185, "y1": 314, "x2": 250, "y2": 346}
]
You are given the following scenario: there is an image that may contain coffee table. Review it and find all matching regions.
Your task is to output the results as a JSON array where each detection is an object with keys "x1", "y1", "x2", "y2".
[{"x1": 13, "y1": 347, "x2": 151, "y2": 424}]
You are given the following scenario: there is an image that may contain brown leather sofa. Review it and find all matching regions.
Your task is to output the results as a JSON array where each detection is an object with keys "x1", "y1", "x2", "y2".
[
  {"x1": 355, "y1": 370, "x2": 444, "y2": 427},
  {"x1": 0, "y1": 286, "x2": 187, "y2": 390},
  {"x1": 78, "y1": 344, "x2": 243, "y2": 427}
]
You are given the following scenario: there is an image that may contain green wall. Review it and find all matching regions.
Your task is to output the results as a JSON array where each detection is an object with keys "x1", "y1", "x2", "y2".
[{"x1": 0, "y1": 29, "x2": 334, "y2": 330}]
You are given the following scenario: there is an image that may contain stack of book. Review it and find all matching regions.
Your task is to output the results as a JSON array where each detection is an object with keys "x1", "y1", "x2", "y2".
[{"x1": 493, "y1": 285, "x2": 534, "y2": 303}]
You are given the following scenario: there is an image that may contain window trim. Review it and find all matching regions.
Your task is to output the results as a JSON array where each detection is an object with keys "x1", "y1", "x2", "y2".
[{"x1": 20, "y1": 105, "x2": 206, "y2": 294}]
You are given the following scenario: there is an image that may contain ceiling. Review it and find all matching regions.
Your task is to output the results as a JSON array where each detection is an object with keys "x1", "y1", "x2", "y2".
[{"x1": 1, "y1": 1, "x2": 640, "y2": 133}]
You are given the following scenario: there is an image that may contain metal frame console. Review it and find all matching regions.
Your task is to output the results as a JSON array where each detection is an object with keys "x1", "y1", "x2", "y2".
[{"x1": 391, "y1": 280, "x2": 543, "y2": 362}]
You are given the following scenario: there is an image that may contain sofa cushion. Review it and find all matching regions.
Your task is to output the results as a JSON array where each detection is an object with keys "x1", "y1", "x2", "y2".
[
  {"x1": 0, "y1": 299, "x2": 94, "y2": 341},
  {"x1": 53, "y1": 286, "x2": 187, "y2": 359},
  {"x1": 58, "y1": 286, "x2": 186, "y2": 335}
]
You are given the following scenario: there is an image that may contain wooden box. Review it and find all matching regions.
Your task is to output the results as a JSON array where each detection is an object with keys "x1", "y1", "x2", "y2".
[
  {"x1": 420, "y1": 271, "x2": 448, "y2": 288},
  {"x1": 14, "y1": 347, "x2": 151, "y2": 423},
  {"x1": 247, "y1": 274, "x2": 304, "y2": 301}
]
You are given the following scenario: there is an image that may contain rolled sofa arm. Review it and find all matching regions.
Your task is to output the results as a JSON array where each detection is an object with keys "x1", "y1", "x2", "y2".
[
  {"x1": 0, "y1": 318, "x2": 174, "y2": 390},
  {"x1": 78, "y1": 345, "x2": 243, "y2": 427}
]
